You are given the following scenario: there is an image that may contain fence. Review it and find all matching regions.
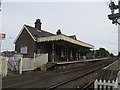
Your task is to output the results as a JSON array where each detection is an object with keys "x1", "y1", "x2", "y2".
[
  {"x1": 21, "y1": 54, "x2": 48, "y2": 73},
  {"x1": 94, "y1": 69, "x2": 119, "y2": 90},
  {"x1": 8, "y1": 57, "x2": 19, "y2": 71},
  {"x1": 7, "y1": 53, "x2": 48, "y2": 74},
  {"x1": 8, "y1": 57, "x2": 22, "y2": 74},
  {"x1": 94, "y1": 79, "x2": 118, "y2": 89},
  {"x1": 0, "y1": 58, "x2": 8, "y2": 77}
]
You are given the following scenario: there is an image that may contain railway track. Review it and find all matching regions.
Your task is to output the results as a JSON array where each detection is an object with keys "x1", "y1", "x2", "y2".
[
  {"x1": 3, "y1": 63, "x2": 90, "y2": 83},
  {"x1": 81, "y1": 80, "x2": 94, "y2": 90},
  {"x1": 46, "y1": 68, "x2": 99, "y2": 90},
  {"x1": 2, "y1": 62, "x2": 91, "y2": 88},
  {"x1": 2, "y1": 58, "x2": 117, "y2": 88},
  {"x1": 46, "y1": 59, "x2": 116, "y2": 89},
  {"x1": 62, "y1": 60, "x2": 113, "y2": 75}
]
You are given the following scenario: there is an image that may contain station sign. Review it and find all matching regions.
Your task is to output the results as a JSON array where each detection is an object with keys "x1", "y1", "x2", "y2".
[{"x1": 0, "y1": 33, "x2": 6, "y2": 40}]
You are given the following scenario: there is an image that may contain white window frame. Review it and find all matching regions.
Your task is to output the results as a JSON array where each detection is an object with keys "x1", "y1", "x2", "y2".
[{"x1": 20, "y1": 46, "x2": 28, "y2": 54}]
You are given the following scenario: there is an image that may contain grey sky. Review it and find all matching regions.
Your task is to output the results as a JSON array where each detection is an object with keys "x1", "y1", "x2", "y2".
[{"x1": 1, "y1": 2, "x2": 118, "y2": 55}]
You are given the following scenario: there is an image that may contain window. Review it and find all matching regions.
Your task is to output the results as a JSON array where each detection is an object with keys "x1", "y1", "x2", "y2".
[
  {"x1": 61, "y1": 48, "x2": 64, "y2": 57},
  {"x1": 20, "y1": 46, "x2": 28, "y2": 54},
  {"x1": 37, "y1": 49, "x2": 40, "y2": 54}
]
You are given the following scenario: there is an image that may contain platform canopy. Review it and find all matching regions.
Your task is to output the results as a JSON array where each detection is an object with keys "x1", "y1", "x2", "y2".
[{"x1": 37, "y1": 34, "x2": 94, "y2": 49}]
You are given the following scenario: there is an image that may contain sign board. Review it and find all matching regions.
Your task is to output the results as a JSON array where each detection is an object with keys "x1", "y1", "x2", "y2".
[{"x1": 0, "y1": 33, "x2": 6, "y2": 40}]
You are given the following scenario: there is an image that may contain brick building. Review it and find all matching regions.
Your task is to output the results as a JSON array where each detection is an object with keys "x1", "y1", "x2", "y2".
[{"x1": 14, "y1": 19, "x2": 94, "y2": 62}]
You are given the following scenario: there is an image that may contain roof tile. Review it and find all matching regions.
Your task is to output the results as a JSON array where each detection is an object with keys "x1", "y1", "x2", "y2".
[{"x1": 25, "y1": 24, "x2": 55, "y2": 39}]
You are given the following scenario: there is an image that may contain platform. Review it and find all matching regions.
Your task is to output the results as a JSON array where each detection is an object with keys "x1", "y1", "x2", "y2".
[
  {"x1": 54, "y1": 58, "x2": 108, "y2": 65},
  {"x1": 103, "y1": 59, "x2": 119, "y2": 70}
]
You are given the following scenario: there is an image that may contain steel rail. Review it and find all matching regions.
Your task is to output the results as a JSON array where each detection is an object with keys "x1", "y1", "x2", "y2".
[
  {"x1": 46, "y1": 61, "x2": 113, "y2": 90},
  {"x1": 3, "y1": 59, "x2": 116, "y2": 88},
  {"x1": 81, "y1": 80, "x2": 94, "y2": 90}
]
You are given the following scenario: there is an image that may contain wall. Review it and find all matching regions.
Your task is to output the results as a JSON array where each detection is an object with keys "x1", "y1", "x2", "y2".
[{"x1": 15, "y1": 28, "x2": 35, "y2": 58}]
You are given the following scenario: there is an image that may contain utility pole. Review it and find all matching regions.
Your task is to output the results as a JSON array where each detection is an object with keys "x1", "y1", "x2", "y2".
[
  {"x1": 118, "y1": 0, "x2": 120, "y2": 57},
  {"x1": 118, "y1": 1, "x2": 120, "y2": 89},
  {"x1": 108, "y1": 0, "x2": 120, "y2": 56},
  {"x1": 107, "y1": 1, "x2": 120, "y2": 89}
]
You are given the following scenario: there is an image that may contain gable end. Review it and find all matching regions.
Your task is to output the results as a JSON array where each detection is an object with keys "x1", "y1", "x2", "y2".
[{"x1": 14, "y1": 25, "x2": 36, "y2": 44}]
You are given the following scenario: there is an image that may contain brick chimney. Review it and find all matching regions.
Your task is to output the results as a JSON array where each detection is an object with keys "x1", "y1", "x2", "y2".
[
  {"x1": 34, "y1": 19, "x2": 42, "y2": 30},
  {"x1": 56, "y1": 29, "x2": 62, "y2": 35}
]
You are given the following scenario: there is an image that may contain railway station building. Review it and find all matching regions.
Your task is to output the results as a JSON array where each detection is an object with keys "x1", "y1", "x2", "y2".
[{"x1": 14, "y1": 19, "x2": 94, "y2": 62}]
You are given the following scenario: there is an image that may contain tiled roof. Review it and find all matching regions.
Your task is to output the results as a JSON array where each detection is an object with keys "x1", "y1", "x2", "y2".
[
  {"x1": 96, "y1": 69, "x2": 118, "y2": 82},
  {"x1": 25, "y1": 25, "x2": 55, "y2": 39},
  {"x1": 23, "y1": 24, "x2": 94, "y2": 48}
]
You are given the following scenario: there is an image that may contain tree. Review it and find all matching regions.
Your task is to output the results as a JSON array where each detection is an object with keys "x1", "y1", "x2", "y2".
[
  {"x1": 110, "y1": 53, "x2": 114, "y2": 57},
  {"x1": 94, "y1": 48, "x2": 112, "y2": 58}
]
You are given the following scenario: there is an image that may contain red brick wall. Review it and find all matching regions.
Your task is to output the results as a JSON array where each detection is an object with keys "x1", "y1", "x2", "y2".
[{"x1": 15, "y1": 28, "x2": 35, "y2": 58}]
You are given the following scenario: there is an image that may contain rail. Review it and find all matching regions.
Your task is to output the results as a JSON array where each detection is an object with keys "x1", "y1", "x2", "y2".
[
  {"x1": 2, "y1": 58, "x2": 116, "y2": 88},
  {"x1": 46, "y1": 60, "x2": 114, "y2": 90}
]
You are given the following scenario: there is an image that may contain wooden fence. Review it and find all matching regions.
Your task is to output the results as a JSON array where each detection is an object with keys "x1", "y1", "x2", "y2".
[
  {"x1": 8, "y1": 57, "x2": 22, "y2": 74},
  {"x1": 0, "y1": 53, "x2": 49, "y2": 76},
  {"x1": 0, "y1": 58, "x2": 8, "y2": 77},
  {"x1": 7, "y1": 53, "x2": 48, "y2": 74},
  {"x1": 21, "y1": 54, "x2": 48, "y2": 73},
  {"x1": 94, "y1": 79, "x2": 118, "y2": 89},
  {"x1": 94, "y1": 69, "x2": 119, "y2": 90}
]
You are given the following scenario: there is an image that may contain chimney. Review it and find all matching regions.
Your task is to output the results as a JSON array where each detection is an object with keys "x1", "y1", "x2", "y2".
[
  {"x1": 56, "y1": 29, "x2": 62, "y2": 35},
  {"x1": 34, "y1": 19, "x2": 42, "y2": 30}
]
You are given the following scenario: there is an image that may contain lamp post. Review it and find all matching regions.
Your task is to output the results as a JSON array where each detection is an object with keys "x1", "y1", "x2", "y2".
[
  {"x1": 118, "y1": 0, "x2": 120, "y2": 57},
  {"x1": 117, "y1": 0, "x2": 120, "y2": 71},
  {"x1": 108, "y1": 1, "x2": 120, "y2": 88},
  {"x1": 108, "y1": 0, "x2": 120, "y2": 56},
  {"x1": 117, "y1": 1, "x2": 120, "y2": 89}
]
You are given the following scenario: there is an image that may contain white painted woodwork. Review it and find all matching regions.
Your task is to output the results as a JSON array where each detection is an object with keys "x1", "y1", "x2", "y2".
[
  {"x1": 0, "y1": 58, "x2": 8, "y2": 77},
  {"x1": 37, "y1": 35, "x2": 94, "y2": 49}
]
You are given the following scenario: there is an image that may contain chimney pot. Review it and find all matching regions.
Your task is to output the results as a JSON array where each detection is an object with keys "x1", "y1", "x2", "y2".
[
  {"x1": 35, "y1": 19, "x2": 42, "y2": 30},
  {"x1": 36, "y1": 19, "x2": 40, "y2": 22},
  {"x1": 56, "y1": 29, "x2": 62, "y2": 35}
]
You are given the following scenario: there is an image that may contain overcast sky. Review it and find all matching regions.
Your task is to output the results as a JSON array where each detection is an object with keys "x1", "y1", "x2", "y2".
[{"x1": 1, "y1": 2, "x2": 118, "y2": 55}]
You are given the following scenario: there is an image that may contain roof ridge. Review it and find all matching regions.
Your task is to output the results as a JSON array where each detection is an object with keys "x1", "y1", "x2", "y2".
[
  {"x1": 25, "y1": 24, "x2": 55, "y2": 36},
  {"x1": 40, "y1": 29, "x2": 55, "y2": 35},
  {"x1": 68, "y1": 35, "x2": 76, "y2": 36}
]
